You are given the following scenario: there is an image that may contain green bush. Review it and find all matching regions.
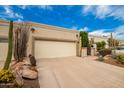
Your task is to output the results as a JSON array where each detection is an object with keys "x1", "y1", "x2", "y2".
[
  {"x1": 96, "y1": 41, "x2": 106, "y2": 51},
  {"x1": 0, "y1": 70, "x2": 15, "y2": 83},
  {"x1": 80, "y1": 31, "x2": 89, "y2": 47},
  {"x1": 117, "y1": 54, "x2": 124, "y2": 64},
  {"x1": 99, "y1": 49, "x2": 112, "y2": 57}
]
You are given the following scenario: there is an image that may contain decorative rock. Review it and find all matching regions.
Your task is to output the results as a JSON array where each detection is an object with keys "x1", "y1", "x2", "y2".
[
  {"x1": 22, "y1": 64, "x2": 31, "y2": 70},
  {"x1": 10, "y1": 59, "x2": 38, "y2": 80},
  {"x1": 30, "y1": 66, "x2": 38, "y2": 72},
  {"x1": 22, "y1": 69, "x2": 38, "y2": 80}
]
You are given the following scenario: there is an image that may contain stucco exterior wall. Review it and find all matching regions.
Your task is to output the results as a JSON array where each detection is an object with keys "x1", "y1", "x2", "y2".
[
  {"x1": 30, "y1": 22, "x2": 79, "y2": 41},
  {"x1": 0, "y1": 20, "x2": 9, "y2": 38}
]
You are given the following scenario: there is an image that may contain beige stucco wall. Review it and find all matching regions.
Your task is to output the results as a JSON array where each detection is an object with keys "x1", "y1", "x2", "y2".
[
  {"x1": 30, "y1": 22, "x2": 79, "y2": 41},
  {"x1": 0, "y1": 20, "x2": 9, "y2": 38},
  {"x1": 81, "y1": 48, "x2": 87, "y2": 57},
  {"x1": 0, "y1": 42, "x2": 8, "y2": 61}
]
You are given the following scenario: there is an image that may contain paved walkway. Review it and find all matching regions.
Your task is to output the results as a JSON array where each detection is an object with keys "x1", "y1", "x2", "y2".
[{"x1": 36, "y1": 56, "x2": 124, "y2": 87}]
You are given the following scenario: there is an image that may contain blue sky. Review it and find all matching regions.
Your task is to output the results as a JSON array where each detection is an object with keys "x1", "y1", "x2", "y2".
[{"x1": 0, "y1": 5, "x2": 124, "y2": 40}]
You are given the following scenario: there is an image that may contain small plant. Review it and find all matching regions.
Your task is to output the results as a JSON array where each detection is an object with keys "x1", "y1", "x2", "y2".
[
  {"x1": 96, "y1": 41, "x2": 106, "y2": 51},
  {"x1": 98, "y1": 49, "x2": 111, "y2": 61},
  {"x1": 0, "y1": 70, "x2": 15, "y2": 83},
  {"x1": 117, "y1": 54, "x2": 124, "y2": 64},
  {"x1": 99, "y1": 49, "x2": 111, "y2": 57}
]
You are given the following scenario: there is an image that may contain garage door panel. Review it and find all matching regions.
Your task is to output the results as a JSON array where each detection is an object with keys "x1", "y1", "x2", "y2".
[{"x1": 35, "y1": 40, "x2": 76, "y2": 59}]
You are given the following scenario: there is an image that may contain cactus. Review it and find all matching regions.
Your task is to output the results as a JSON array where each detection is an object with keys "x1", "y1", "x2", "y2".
[
  {"x1": 14, "y1": 23, "x2": 30, "y2": 62},
  {"x1": 3, "y1": 21, "x2": 13, "y2": 70}
]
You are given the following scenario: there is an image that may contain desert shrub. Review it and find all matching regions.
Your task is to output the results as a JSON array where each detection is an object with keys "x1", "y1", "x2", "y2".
[
  {"x1": 0, "y1": 70, "x2": 15, "y2": 83},
  {"x1": 99, "y1": 49, "x2": 112, "y2": 57},
  {"x1": 96, "y1": 41, "x2": 106, "y2": 51},
  {"x1": 117, "y1": 54, "x2": 124, "y2": 64}
]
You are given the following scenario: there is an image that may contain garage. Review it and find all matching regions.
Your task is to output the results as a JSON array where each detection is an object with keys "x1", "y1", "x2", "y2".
[
  {"x1": 0, "y1": 39, "x2": 8, "y2": 61},
  {"x1": 0, "y1": 20, "x2": 80, "y2": 60},
  {"x1": 34, "y1": 40, "x2": 77, "y2": 59}
]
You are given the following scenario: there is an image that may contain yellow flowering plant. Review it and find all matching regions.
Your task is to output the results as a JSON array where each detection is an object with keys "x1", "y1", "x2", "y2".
[
  {"x1": 117, "y1": 54, "x2": 124, "y2": 64},
  {"x1": 0, "y1": 70, "x2": 15, "y2": 83}
]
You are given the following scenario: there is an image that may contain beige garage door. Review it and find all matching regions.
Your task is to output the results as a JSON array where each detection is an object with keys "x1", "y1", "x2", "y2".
[
  {"x1": 35, "y1": 40, "x2": 76, "y2": 59},
  {"x1": 0, "y1": 41, "x2": 8, "y2": 61}
]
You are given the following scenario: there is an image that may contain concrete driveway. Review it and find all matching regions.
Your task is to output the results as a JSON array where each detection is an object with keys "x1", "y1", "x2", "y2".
[{"x1": 37, "y1": 56, "x2": 124, "y2": 88}]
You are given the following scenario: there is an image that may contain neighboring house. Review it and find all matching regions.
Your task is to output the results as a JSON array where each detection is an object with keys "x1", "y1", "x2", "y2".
[
  {"x1": 119, "y1": 40, "x2": 124, "y2": 46},
  {"x1": 0, "y1": 20, "x2": 80, "y2": 61},
  {"x1": 89, "y1": 35, "x2": 124, "y2": 48},
  {"x1": 89, "y1": 35, "x2": 109, "y2": 48},
  {"x1": 112, "y1": 46, "x2": 124, "y2": 56}
]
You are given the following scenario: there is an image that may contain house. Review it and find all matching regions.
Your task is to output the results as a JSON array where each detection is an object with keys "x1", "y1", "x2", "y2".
[
  {"x1": 89, "y1": 35, "x2": 109, "y2": 48},
  {"x1": 0, "y1": 20, "x2": 81, "y2": 61},
  {"x1": 119, "y1": 40, "x2": 124, "y2": 46}
]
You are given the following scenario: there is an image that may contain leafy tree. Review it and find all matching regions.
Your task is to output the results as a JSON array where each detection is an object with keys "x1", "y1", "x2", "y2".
[
  {"x1": 3, "y1": 21, "x2": 13, "y2": 70},
  {"x1": 96, "y1": 41, "x2": 106, "y2": 51},
  {"x1": 101, "y1": 41, "x2": 106, "y2": 48},
  {"x1": 108, "y1": 38, "x2": 119, "y2": 47},
  {"x1": 80, "y1": 31, "x2": 89, "y2": 47},
  {"x1": 108, "y1": 33, "x2": 119, "y2": 48}
]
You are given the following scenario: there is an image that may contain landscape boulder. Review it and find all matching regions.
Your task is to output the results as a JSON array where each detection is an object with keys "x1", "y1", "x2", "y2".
[{"x1": 22, "y1": 69, "x2": 38, "y2": 80}]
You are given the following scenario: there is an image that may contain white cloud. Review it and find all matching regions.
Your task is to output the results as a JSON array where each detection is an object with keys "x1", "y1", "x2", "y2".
[
  {"x1": 71, "y1": 26, "x2": 78, "y2": 30},
  {"x1": 95, "y1": 6, "x2": 111, "y2": 19},
  {"x1": 18, "y1": 5, "x2": 53, "y2": 11},
  {"x1": 16, "y1": 19, "x2": 23, "y2": 23},
  {"x1": 2, "y1": 6, "x2": 23, "y2": 20},
  {"x1": 4, "y1": 6, "x2": 14, "y2": 18},
  {"x1": 89, "y1": 25, "x2": 124, "y2": 40},
  {"x1": 39, "y1": 5, "x2": 53, "y2": 11},
  {"x1": 15, "y1": 13, "x2": 23, "y2": 19},
  {"x1": 89, "y1": 29, "x2": 111, "y2": 37},
  {"x1": 82, "y1": 5, "x2": 124, "y2": 20},
  {"x1": 114, "y1": 25, "x2": 124, "y2": 40},
  {"x1": 83, "y1": 5, "x2": 94, "y2": 15},
  {"x1": 18, "y1": 5, "x2": 28, "y2": 10},
  {"x1": 79, "y1": 26, "x2": 89, "y2": 31}
]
